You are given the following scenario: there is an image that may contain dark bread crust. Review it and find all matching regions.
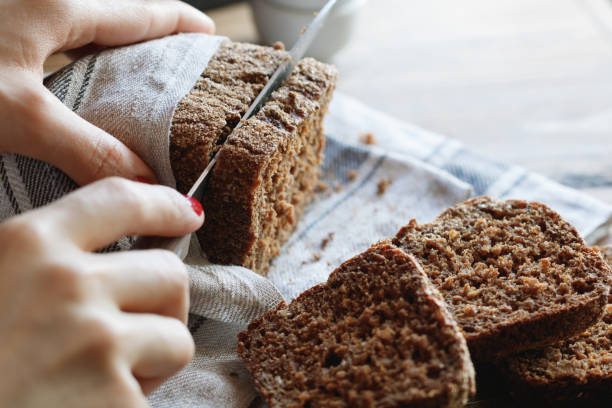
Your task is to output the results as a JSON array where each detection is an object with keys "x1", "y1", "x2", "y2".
[
  {"x1": 503, "y1": 247, "x2": 612, "y2": 402},
  {"x1": 392, "y1": 196, "x2": 611, "y2": 361},
  {"x1": 237, "y1": 242, "x2": 476, "y2": 408},
  {"x1": 170, "y1": 42, "x2": 337, "y2": 273}
]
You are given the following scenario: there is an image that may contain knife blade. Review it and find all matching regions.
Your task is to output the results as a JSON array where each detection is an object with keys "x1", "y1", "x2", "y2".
[{"x1": 133, "y1": 0, "x2": 338, "y2": 259}]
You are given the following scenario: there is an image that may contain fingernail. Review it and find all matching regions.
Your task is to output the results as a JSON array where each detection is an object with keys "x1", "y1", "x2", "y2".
[
  {"x1": 184, "y1": 195, "x2": 203, "y2": 217},
  {"x1": 133, "y1": 176, "x2": 154, "y2": 184}
]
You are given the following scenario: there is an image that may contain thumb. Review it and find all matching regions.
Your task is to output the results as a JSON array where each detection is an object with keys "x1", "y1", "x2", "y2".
[{"x1": 2, "y1": 80, "x2": 156, "y2": 185}]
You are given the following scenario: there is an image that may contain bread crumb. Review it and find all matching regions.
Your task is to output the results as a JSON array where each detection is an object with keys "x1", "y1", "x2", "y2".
[
  {"x1": 314, "y1": 180, "x2": 328, "y2": 193},
  {"x1": 348, "y1": 170, "x2": 358, "y2": 181},
  {"x1": 360, "y1": 133, "x2": 377, "y2": 145},
  {"x1": 321, "y1": 233, "x2": 334, "y2": 250},
  {"x1": 302, "y1": 253, "x2": 321, "y2": 265},
  {"x1": 273, "y1": 41, "x2": 285, "y2": 51},
  {"x1": 377, "y1": 178, "x2": 392, "y2": 196},
  {"x1": 333, "y1": 182, "x2": 342, "y2": 193}
]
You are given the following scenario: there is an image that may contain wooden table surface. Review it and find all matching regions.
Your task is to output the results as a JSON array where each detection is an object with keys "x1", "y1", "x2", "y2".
[{"x1": 44, "y1": 2, "x2": 610, "y2": 406}]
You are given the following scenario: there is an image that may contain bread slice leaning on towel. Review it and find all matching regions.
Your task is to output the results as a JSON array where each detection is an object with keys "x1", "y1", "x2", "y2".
[
  {"x1": 393, "y1": 196, "x2": 611, "y2": 361},
  {"x1": 238, "y1": 242, "x2": 476, "y2": 408},
  {"x1": 503, "y1": 246, "x2": 612, "y2": 402}
]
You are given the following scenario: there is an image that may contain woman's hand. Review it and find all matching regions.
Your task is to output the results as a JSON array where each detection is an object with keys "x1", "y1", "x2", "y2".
[
  {"x1": 0, "y1": 178, "x2": 204, "y2": 407},
  {"x1": 0, "y1": 0, "x2": 215, "y2": 185}
]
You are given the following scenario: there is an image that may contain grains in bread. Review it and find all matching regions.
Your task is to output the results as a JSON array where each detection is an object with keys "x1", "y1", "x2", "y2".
[
  {"x1": 504, "y1": 246, "x2": 612, "y2": 402},
  {"x1": 392, "y1": 196, "x2": 611, "y2": 361}
]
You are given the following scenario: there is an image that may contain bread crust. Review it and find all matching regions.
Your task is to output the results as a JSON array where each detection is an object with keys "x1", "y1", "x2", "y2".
[{"x1": 238, "y1": 242, "x2": 476, "y2": 408}]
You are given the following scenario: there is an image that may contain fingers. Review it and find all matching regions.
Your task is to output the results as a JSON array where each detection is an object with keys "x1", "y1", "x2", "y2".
[
  {"x1": 1, "y1": 81, "x2": 156, "y2": 185},
  {"x1": 90, "y1": 250, "x2": 190, "y2": 323},
  {"x1": 59, "y1": 0, "x2": 215, "y2": 52},
  {"x1": 42, "y1": 177, "x2": 203, "y2": 250},
  {"x1": 120, "y1": 313, "x2": 194, "y2": 386}
]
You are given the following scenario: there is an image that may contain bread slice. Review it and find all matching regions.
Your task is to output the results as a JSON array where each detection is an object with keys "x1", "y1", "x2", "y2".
[
  {"x1": 504, "y1": 246, "x2": 612, "y2": 402},
  {"x1": 170, "y1": 42, "x2": 337, "y2": 273},
  {"x1": 237, "y1": 242, "x2": 476, "y2": 408},
  {"x1": 392, "y1": 196, "x2": 611, "y2": 361}
]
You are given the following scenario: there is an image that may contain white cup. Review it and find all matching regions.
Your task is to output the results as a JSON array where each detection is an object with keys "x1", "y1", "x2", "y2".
[{"x1": 251, "y1": 0, "x2": 366, "y2": 62}]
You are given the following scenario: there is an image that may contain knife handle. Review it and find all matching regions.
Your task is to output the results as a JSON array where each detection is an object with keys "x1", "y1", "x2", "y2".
[{"x1": 131, "y1": 234, "x2": 192, "y2": 261}]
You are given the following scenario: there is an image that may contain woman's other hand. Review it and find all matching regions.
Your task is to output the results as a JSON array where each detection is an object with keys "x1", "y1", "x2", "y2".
[
  {"x1": 0, "y1": 0, "x2": 215, "y2": 185},
  {"x1": 0, "y1": 178, "x2": 204, "y2": 406}
]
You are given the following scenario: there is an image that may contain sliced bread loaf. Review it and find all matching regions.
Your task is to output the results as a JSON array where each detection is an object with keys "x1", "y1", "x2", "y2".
[
  {"x1": 237, "y1": 242, "x2": 476, "y2": 408},
  {"x1": 504, "y1": 246, "x2": 612, "y2": 401},
  {"x1": 392, "y1": 196, "x2": 611, "y2": 361},
  {"x1": 170, "y1": 42, "x2": 337, "y2": 273}
]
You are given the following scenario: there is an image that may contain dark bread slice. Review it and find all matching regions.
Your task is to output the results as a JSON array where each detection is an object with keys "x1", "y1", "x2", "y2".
[
  {"x1": 503, "y1": 246, "x2": 612, "y2": 402},
  {"x1": 237, "y1": 242, "x2": 476, "y2": 408},
  {"x1": 392, "y1": 196, "x2": 611, "y2": 361}
]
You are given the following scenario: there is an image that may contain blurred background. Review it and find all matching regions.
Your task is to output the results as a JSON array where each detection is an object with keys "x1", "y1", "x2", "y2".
[{"x1": 192, "y1": 0, "x2": 612, "y2": 208}]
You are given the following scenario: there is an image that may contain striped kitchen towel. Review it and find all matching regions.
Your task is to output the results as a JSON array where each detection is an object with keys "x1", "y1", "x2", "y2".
[{"x1": 1, "y1": 34, "x2": 611, "y2": 408}]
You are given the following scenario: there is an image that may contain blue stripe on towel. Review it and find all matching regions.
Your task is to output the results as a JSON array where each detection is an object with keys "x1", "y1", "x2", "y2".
[{"x1": 320, "y1": 137, "x2": 371, "y2": 184}]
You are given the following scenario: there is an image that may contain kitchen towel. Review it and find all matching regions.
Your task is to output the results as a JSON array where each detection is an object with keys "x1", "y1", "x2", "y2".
[{"x1": 1, "y1": 33, "x2": 611, "y2": 407}]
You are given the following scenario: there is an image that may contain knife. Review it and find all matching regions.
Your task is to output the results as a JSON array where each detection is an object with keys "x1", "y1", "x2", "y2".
[{"x1": 133, "y1": 0, "x2": 338, "y2": 259}]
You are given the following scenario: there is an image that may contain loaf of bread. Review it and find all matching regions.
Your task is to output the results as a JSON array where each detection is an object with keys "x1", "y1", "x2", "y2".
[
  {"x1": 170, "y1": 42, "x2": 337, "y2": 273},
  {"x1": 392, "y1": 196, "x2": 611, "y2": 361},
  {"x1": 237, "y1": 242, "x2": 476, "y2": 408},
  {"x1": 503, "y1": 246, "x2": 611, "y2": 402}
]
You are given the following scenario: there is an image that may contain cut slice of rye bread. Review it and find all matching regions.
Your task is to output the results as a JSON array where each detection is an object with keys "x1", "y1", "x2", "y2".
[
  {"x1": 170, "y1": 41, "x2": 337, "y2": 273},
  {"x1": 237, "y1": 243, "x2": 476, "y2": 408},
  {"x1": 392, "y1": 196, "x2": 611, "y2": 361},
  {"x1": 503, "y1": 246, "x2": 612, "y2": 402}
]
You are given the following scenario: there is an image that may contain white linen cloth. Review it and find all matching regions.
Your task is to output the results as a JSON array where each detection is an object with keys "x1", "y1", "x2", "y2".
[{"x1": 1, "y1": 33, "x2": 610, "y2": 407}]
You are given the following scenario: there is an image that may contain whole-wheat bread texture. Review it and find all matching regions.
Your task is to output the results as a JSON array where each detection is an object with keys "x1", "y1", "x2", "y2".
[
  {"x1": 504, "y1": 246, "x2": 612, "y2": 402},
  {"x1": 170, "y1": 42, "x2": 337, "y2": 274},
  {"x1": 392, "y1": 196, "x2": 611, "y2": 361},
  {"x1": 237, "y1": 243, "x2": 476, "y2": 408}
]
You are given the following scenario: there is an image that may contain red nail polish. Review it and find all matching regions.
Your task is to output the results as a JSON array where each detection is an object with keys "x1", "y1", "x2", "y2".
[
  {"x1": 184, "y1": 195, "x2": 203, "y2": 217},
  {"x1": 134, "y1": 176, "x2": 153, "y2": 184}
]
